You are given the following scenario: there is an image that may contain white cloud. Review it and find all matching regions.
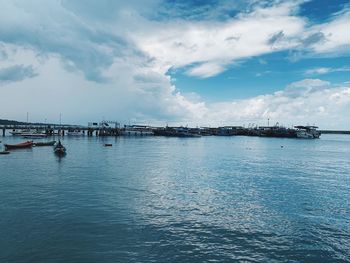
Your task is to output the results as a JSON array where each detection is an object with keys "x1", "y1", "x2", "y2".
[
  {"x1": 309, "y1": 10, "x2": 350, "y2": 54},
  {"x1": 305, "y1": 67, "x2": 350, "y2": 75},
  {"x1": 132, "y1": 2, "x2": 305, "y2": 78},
  {"x1": 0, "y1": 43, "x2": 206, "y2": 124},
  {"x1": 305, "y1": 67, "x2": 331, "y2": 75},
  {"x1": 186, "y1": 62, "x2": 227, "y2": 78},
  {"x1": 1, "y1": 1, "x2": 350, "y2": 129},
  {"x1": 201, "y1": 79, "x2": 350, "y2": 129}
]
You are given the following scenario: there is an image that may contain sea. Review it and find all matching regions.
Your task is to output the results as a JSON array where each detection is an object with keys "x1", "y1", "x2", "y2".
[{"x1": 0, "y1": 134, "x2": 349, "y2": 263}]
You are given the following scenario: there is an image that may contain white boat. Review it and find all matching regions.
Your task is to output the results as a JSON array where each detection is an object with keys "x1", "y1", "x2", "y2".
[
  {"x1": 295, "y1": 126, "x2": 321, "y2": 139},
  {"x1": 10, "y1": 129, "x2": 47, "y2": 138},
  {"x1": 121, "y1": 125, "x2": 154, "y2": 136},
  {"x1": 22, "y1": 131, "x2": 47, "y2": 138},
  {"x1": 10, "y1": 129, "x2": 31, "y2": 136}
]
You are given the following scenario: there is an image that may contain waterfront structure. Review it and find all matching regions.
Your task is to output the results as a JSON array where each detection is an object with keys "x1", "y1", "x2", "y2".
[{"x1": 0, "y1": 123, "x2": 323, "y2": 139}]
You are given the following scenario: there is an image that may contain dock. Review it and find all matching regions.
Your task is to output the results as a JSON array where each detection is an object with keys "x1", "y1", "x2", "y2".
[
  {"x1": 1, "y1": 120, "x2": 349, "y2": 139},
  {"x1": 0, "y1": 123, "x2": 119, "y2": 137}
]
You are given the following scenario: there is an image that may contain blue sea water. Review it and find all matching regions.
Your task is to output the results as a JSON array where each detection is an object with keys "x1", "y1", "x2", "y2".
[{"x1": 0, "y1": 134, "x2": 350, "y2": 263}]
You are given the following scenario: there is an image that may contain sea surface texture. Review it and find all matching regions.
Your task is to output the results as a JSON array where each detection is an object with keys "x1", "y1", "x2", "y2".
[{"x1": 0, "y1": 135, "x2": 349, "y2": 263}]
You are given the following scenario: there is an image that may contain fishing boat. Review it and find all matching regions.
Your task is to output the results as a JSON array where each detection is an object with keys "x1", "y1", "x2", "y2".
[
  {"x1": 154, "y1": 127, "x2": 201, "y2": 137},
  {"x1": 294, "y1": 126, "x2": 321, "y2": 139},
  {"x1": 54, "y1": 141, "x2": 66, "y2": 155},
  {"x1": 10, "y1": 129, "x2": 31, "y2": 136},
  {"x1": 5, "y1": 141, "x2": 34, "y2": 150},
  {"x1": 22, "y1": 131, "x2": 47, "y2": 138},
  {"x1": 34, "y1": 140, "x2": 56, "y2": 146},
  {"x1": 120, "y1": 125, "x2": 154, "y2": 136}
]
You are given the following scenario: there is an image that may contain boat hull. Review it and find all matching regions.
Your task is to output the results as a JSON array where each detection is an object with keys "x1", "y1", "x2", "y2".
[
  {"x1": 5, "y1": 141, "x2": 33, "y2": 150},
  {"x1": 54, "y1": 148, "x2": 66, "y2": 155},
  {"x1": 34, "y1": 141, "x2": 56, "y2": 146}
]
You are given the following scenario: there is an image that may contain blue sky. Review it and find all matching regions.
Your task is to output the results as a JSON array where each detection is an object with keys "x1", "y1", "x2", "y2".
[{"x1": 0, "y1": 0, "x2": 350, "y2": 128}]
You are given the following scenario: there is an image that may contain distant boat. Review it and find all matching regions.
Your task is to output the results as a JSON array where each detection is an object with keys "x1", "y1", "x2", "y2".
[
  {"x1": 0, "y1": 151, "x2": 10, "y2": 155},
  {"x1": 34, "y1": 140, "x2": 56, "y2": 146},
  {"x1": 120, "y1": 125, "x2": 154, "y2": 136},
  {"x1": 22, "y1": 132, "x2": 47, "y2": 139},
  {"x1": 54, "y1": 141, "x2": 66, "y2": 155},
  {"x1": 5, "y1": 141, "x2": 34, "y2": 150},
  {"x1": 10, "y1": 129, "x2": 31, "y2": 136},
  {"x1": 10, "y1": 129, "x2": 47, "y2": 138},
  {"x1": 295, "y1": 126, "x2": 321, "y2": 139},
  {"x1": 154, "y1": 127, "x2": 201, "y2": 137}
]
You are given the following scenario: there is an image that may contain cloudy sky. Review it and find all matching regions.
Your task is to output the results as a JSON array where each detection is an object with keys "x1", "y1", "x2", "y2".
[{"x1": 0, "y1": 0, "x2": 350, "y2": 129}]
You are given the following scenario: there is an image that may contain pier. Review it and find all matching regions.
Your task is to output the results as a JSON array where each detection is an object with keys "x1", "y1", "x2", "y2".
[
  {"x1": 1, "y1": 123, "x2": 337, "y2": 139},
  {"x1": 0, "y1": 122, "x2": 120, "y2": 137}
]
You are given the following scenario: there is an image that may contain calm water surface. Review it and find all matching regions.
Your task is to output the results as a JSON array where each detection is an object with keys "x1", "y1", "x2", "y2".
[{"x1": 0, "y1": 135, "x2": 350, "y2": 262}]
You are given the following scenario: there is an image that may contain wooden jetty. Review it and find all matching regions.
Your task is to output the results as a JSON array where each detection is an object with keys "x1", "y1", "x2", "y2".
[
  {"x1": 0, "y1": 121, "x2": 120, "y2": 137},
  {"x1": 1, "y1": 121, "x2": 349, "y2": 138}
]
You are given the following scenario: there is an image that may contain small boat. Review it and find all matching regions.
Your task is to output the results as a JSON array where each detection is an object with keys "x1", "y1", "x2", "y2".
[
  {"x1": 34, "y1": 141, "x2": 56, "y2": 146},
  {"x1": 104, "y1": 143, "x2": 113, "y2": 147},
  {"x1": 23, "y1": 134, "x2": 47, "y2": 139},
  {"x1": 0, "y1": 151, "x2": 10, "y2": 155},
  {"x1": 294, "y1": 126, "x2": 321, "y2": 139},
  {"x1": 10, "y1": 129, "x2": 31, "y2": 136},
  {"x1": 5, "y1": 141, "x2": 33, "y2": 150},
  {"x1": 54, "y1": 140, "x2": 66, "y2": 155},
  {"x1": 22, "y1": 131, "x2": 47, "y2": 138},
  {"x1": 120, "y1": 125, "x2": 154, "y2": 136}
]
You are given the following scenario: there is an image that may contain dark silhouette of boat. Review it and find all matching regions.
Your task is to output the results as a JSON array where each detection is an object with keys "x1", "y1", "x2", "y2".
[
  {"x1": 5, "y1": 141, "x2": 33, "y2": 150},
  {"x1": 0, "y1": 151, "x2": 10, "y2": 155},
  {"x1": 34, "y1": 141, "x2": 56, "y2": 146},
  {"x1": 54, "y1": 140, "x2": 66, "y2": 155},
  {"x1": 154, "y1": 127, "x2": 201, "y2": 137}
]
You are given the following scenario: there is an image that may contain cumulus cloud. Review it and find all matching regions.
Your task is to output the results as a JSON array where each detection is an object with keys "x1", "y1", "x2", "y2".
[
  {"x1": 133, "y1": 1, "x2": 305, "y2": 78},
  {"x1": 202, "y1": 79, "x2": 350, "y2": 129},
  {"x1": 0, "y1": 65, "x2": 37, "y2": 84},
  {"x1": 0, "y1": 0, "x2": 350, "y2": 128},
  {"x1": 0, "y1": 43, "x2": 205, "y2": 124}
]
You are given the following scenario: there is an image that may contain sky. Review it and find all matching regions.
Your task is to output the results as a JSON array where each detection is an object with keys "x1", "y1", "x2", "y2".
[{"x1": 0, "y1": 0, "x2": 350, "y2": 129}]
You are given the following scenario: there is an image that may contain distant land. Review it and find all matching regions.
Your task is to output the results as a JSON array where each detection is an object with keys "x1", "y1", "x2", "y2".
[{"x1": 0, "y1": 118, "x2": 48, "y2": 126}]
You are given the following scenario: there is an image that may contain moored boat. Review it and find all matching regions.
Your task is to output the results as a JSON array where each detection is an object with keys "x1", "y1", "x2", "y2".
[
  {"x1": 120, "y1": 125, "x2": 154, "y2": 136},
  {"x1": 0, "y1": 151, "x2": 10, "y2": 155},
  {"x1": 154, "y1": 127, "x2": 201, "y2": 137},
  {"x1": 10, "y1": 129, "x2": 31, "y2": 136},
  {"x1": 34, "y1": 140, "x2": 56, "y2": 146},
  {"x1": 22, "y1": 131, "x2": 47, "y2": 138},
  {"x1": 5, "y1": 141, "x2": 34, "y2": 150},
  {"x1": 294, "y1": 126, "x2": 321, "y2": 139}
]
